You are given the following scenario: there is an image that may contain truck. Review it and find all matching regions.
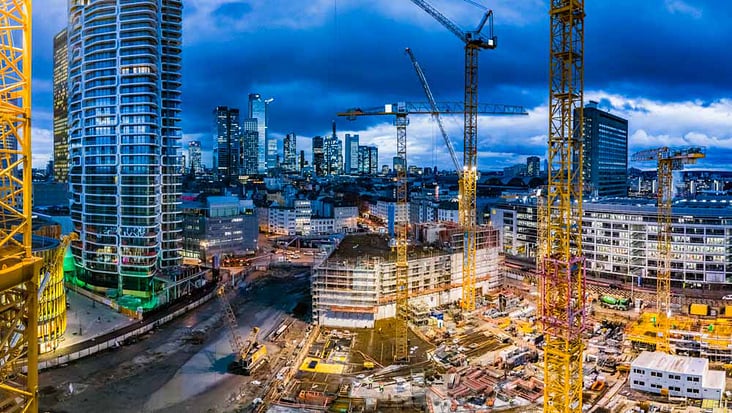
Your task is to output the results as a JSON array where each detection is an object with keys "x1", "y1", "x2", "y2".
[{"x1": 599, "y1": 295, "x2": 631, "y2": 311}]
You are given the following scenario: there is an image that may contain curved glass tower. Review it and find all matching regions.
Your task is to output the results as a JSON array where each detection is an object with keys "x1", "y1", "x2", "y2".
[{"x1": 68, "y1": 0, "x2": 183, "y2": 298}]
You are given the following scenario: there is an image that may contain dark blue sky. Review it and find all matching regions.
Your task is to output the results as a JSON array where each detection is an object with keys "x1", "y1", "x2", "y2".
[{"x1": 32, "y1": 0, "x2": 732, "y2": 170}]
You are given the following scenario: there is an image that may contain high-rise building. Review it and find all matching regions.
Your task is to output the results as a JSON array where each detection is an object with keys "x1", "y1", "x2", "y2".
[
  {"x1": 248, "y1": 93, "x2": 272, "y2": 174},
  {"x1": 527, "y1": 156, "x2": 540, "y2": 177},
  {"x1": 393, "y1": 156, "x2": 406, "y2": 173},
  {"x1": 188, "y1": 141, "x2": 203, "y2": 174},
  {"x1": 312, "y1": 136, "x2": 325, "y2": 176},
  {"x1": 52, "y1": 28, "x2": 69, "y2": 183},
  {"x1": 68, "y1": 0, "x2": 183, "y2": 297},
  {"x1": 241, "y1": 118, "x2": 258, "y2": 175},
  {"x1": 213, "y1": 106, "x2": 241, "y2": 181},
  {"x1": 344, "y1": 133, "x2": 359, "y2": 174},
  {"x1": 283, "y1": 133, "x2": 297, "y2": 172},
  {"x1": 324, "y1": 121, "x2": 343, "y2": 175},
  {"x1": 580, "y1": 101, "x2": 629, "y2": 197},
  {"x1": 358, "y1": 145, "x2": 378, "y2": 175}
]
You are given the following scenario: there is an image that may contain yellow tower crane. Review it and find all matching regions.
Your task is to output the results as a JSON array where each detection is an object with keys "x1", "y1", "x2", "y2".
[
  {"x1": 339, "y1": 101, "x2": 526, "y2": 362},
  {"x1": 217, "y1": 285, "x2": 268, "y2": 374},
  {"x1": 408, "y1": 0, "x2": 497, "y2": 313},
  {"x1": 0, "y1": 1, "x2": 42, "y2": 411},
  {"x1": 631, "y1": 146, "x2": 705, "y2": 353},
  {"x1": 541, "y1": 1, "x2": 586, "y2": 412}
]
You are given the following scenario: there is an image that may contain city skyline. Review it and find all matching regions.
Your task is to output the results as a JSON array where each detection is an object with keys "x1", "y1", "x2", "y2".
[{"x1": 33, "y1": 1, "x2": 732, "y2": 170}]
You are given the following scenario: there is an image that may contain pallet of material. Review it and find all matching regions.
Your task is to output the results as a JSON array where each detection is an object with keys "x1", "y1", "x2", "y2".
[{"x1": 447, "y1": 384, "x2": 471, "y2": 398}]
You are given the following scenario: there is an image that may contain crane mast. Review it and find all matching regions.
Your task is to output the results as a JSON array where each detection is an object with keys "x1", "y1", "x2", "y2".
[
  {"x1": 0, "y1": 1, "x2": 41, "y2": 411},
  {"x1": 631, "y1": 146, "x2": 705, "y2": 353},
  {"x1": 408, "y1": 0, "x2": 496, "y2": 312},
  {"x1": 541, "y1": 1, "x2": 586, "y2": 412}
]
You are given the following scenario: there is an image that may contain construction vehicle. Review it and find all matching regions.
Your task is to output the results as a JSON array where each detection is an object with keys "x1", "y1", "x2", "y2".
[
  {"x1": 539, "y1": 2, "x2": 587, "y2": 412},
  {"x1": 599, "y1": 295, "x2": 631, "y2": 311},
  {"x1": 631, "y1": 146, "x2": 705, "y2": 353},
  {"x1": 408, "y1": 0, "x2": 496, "y2": 314},
  {"x1": 216, "y1": 285, "x2": 268, "y2": 374}
]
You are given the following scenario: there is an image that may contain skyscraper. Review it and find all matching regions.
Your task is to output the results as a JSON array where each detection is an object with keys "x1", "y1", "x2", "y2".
[
  {"x1": 188, "y1": 141, "x2": 203, "y2": 174},
  {"x1": 527, "y1": 156, "x2": 540, "y2": 177},
  {"x1": 283, "y1": 132, "x2": 297, "y2": 172},
  {"x1": 248, "y1": 93, "x2": 272, "y2": 174},
  {"x1": 52, "y1": 28, "x2": 68, "y2": 183},
  {"x1": 312, "y1": 136, "x2": 325, "y2": 176},
  {"x1": 68, "y1": 0, "x2": 183, "y2": 297},
  {"x1": 241, "y1": 118, "x2": 258, "y2": 175},
  {"x1": 344, "y1": 133, "x2": 359, "y2": 174},
  {"x1": 213, "y1": 106, "x2": 241, "y2": 181},
  {"x1": 323, "y1": 121, "x2": 343, "y2": 175},
  {"x1": 393, "y1": 156, "x2": 406, "y2": 173},
  {"x1": 358, "y1": 145, "x2": 378, "y2": 175},
  {"x1": 580, "y1": 101, "x2": 629, "y2": 197}
]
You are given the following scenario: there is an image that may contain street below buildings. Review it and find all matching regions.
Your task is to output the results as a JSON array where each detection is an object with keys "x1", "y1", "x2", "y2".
[{"x1": 39, "y1": 269, "x2": 311, "y2": 413}]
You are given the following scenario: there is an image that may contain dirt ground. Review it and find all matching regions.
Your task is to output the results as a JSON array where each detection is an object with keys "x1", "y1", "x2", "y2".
[{"x1": 39, "y1": 270, "x2": 312, "y2": 413}]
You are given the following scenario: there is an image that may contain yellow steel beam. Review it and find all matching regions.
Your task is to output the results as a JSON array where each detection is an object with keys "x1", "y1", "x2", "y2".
[{"x1": 394, "y1": 112, "x2": 409, "y2": 362}]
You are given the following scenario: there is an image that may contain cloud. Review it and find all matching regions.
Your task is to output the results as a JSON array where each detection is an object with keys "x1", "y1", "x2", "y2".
[{"x1": 664, "y1": 0, "x2": 703, "y2": 18}]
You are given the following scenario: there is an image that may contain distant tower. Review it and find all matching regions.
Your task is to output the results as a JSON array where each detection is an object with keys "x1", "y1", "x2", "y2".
[
  {"x1": 312, "y1": 136, "x2": 325, "y2": 176},
  {"x1": 580, "y1": 101, "x2": 629, "y2": 197},
  {"x1": 527, "y1": 156, "x2": 540, "y2": 177},
  {"x1": 241, "y1": 118, "x2": 258, "y2": 175},
  {"x1": 213, "y1": 106, "x2": 241, "y2": 181},
  {"x1": 52, "y1": 28, "x2": 69, "y2": 183},
  {"x1": 248, "y1": 93, "x2": 273, "y2": 173},
  {"x1": 188, "y1": 141, "x2": 203, "y2": 174},
  {"x1": 283, "y1": 132, "x2": 297, "y2": 172},
  {"x1": 323, "y1": 121, "x2": 343, "y2": 175},
  {"x1": 345, "y1": 133, "x2": 359, "y2": 174}
]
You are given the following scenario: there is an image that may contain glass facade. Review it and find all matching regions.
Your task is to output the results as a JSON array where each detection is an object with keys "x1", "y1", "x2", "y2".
[
  {"x1": 188, "y1": 140, "x2": 202, "y2": 174},
  {"x1": 213, "y1": 106, "x2": 241, "y2": 180},
  {"x1": 344, "y1": 133, "x2": 359, "y2": 174},
  {"x1": 241, "y1": 118, "x2": 258, "y2": 175},
  {"x1": 53, "y1": 28, "x2": 69, "y2": 183},
  {"x1": 581, "y1": 104, "x2": 629, "y2": 197},
  {"x1": 248, "y1": 93, "x2": 269, "y2": 174},
  {"x1": 68, "y1": 0, "x2": 183, "y2": 297},
  {"x1": 283, "y1": 132, "x2": 297, "y2": 172}
]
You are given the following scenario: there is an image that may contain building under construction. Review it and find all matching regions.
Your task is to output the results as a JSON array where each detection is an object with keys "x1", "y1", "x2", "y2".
[{"x1": 311, "y1": 223, "x2": 500, "y2": 328}]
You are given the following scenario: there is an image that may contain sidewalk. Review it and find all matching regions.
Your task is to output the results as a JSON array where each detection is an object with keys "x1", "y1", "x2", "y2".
[{"x1": 47, "y1": 289, "x2": 135, "y2": 353}]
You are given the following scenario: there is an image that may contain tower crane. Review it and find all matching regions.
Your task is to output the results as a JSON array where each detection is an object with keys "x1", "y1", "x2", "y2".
[
  {"x1": 0, "y1": 1, "x2": 42, "y2": 411},
  {"x1": 541, "y1": 1, "x2": 586, "y2": 412},
  {"x1": 339, "y1": 101, "x2": 525, "y2": 362},
  {"x1": 631, "y1": 146, "x2": 705, "y2": 353},
  {"x1": 408, "y1": 0, "x2": 496, "y2": 312}
]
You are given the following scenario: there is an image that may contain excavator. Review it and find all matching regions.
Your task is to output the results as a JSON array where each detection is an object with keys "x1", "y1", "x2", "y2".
[{"x1": 217, "y1": 285, "x2": 268, "y2": 375}]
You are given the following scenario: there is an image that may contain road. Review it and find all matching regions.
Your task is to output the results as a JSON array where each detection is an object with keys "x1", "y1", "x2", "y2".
[{"x1": 39, "y1": 272, "x2": 311, "y2": 413}]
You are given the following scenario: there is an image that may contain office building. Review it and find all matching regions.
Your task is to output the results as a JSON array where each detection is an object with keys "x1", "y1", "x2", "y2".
[
  {"x1": 324, "y1": 121, "x2": 342, "y2": 175},
  {"x1": 248, "y1": 93, "x2": 272, "y2": 174},
  {"x1": 213, "y1": 106, "x2": 241, "y2": 181},
  {"x1": 188, "y1": 141, "x2": 203, "y2": 174},
  {"x1": 53, "y1": 28, "x2": 69, "y2": 183},
  {"x1": 526, "y1": 156, "x2": 540, "y2": 177},
  {"x1": 283, "y1": 132, "x2": 297, "y2": 172},
  {"x1": 580, "y1": 101, "x2": 629, "y2": 197},
  {"x1": 358, "y1": 145, "x2": 378, "y2": 175},
  {"x1": 241, "y1": 118, "x2": 259, "y2": 175},
  {"x1": 312, "y1": 136, "x2": 325, "y2": 176},
  {"x1": 393, "y1": 156, "x2": 406, "y2": 173},
  {"x1": 181, "y1": 196, "x2": 258, "y2": 262},
  {"x1": 68, "y1": 0, "x2": 183, "y2": 297},
  {"x1": 492, "y1": 198, "x2": 732, "y2": 287},
  {"x1": 344, "y1": 133, "x2": 359, "y2": 174},
  {"x1": 312, "y1": 227, "x2": 500, "y2": 328}
]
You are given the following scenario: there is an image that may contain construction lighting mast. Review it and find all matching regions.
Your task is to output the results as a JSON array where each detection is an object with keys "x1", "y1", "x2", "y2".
[
  {"x1": 541, "y1": 1, "x2": 586, "y2": 412},
  {"x1": 0, "y1": 1, "x2": 42, "y2": 412},
  {"x1": 408, "y1": 0, "x2": 496, "y2": 312},
  {"x1": 631, "y1": 146, "x2": 705, "y2": 353}
]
